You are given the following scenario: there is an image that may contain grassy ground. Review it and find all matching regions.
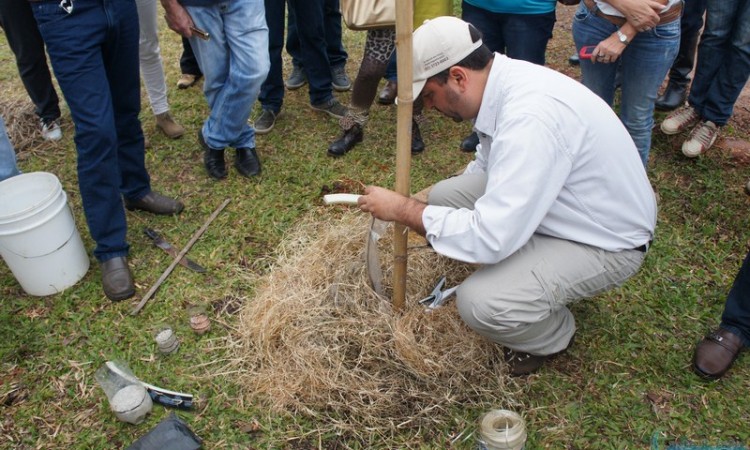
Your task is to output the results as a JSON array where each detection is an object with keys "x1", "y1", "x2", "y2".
[{"x1": 2, "y1": 5, "x2": 750, "y2": 449}]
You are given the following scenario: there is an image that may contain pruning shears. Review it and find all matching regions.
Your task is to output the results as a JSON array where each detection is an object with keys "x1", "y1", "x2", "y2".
[{"x1": 419, "y1": 276, "x2": 458, "y2": 310}]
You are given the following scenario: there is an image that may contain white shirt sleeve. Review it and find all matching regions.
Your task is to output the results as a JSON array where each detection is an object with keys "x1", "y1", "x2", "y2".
[{"x1": 423, "y1": 113, "x2": 571, "y2": 264}]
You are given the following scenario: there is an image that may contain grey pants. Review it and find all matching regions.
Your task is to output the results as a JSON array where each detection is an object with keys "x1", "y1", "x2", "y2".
[{"x1": 428, "y1": 173, "x2": 646, "y2": 355}]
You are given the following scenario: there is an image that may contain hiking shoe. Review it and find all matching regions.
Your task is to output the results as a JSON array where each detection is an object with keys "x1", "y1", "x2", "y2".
[
  {"x1": 331, "y1": 64, "x2": 351, "y2": 92},
  {"x1": 41, "y1": 118, "x2": 62, "y2": 141},
  {"x1": 254, "y1": 109, "x2": 277, "y2": 135},
  {"x1": 311, "y1": 98, "x2": 348, "y2": 119},
  {"x1": 661, "y1": 105, "x2": 700, "y2": 135},
  {"x1": 682, "y1": 120, "x2": 719, "y2": 158},
  {"x1": 155, "y1": 111, "x2": 185, "y2": 139},
  {"x1": 285, "y1": 64, "x2": 307, "y2": 90}
]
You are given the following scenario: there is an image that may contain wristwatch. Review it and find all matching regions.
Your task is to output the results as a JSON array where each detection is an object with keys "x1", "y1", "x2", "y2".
[{"x1": 616, "y1": 29, "x2": 630, "y2": 45}]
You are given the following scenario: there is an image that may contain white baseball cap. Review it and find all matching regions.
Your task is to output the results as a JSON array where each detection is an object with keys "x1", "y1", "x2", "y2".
[{"x1": 412, "y1": 16, "x2": 483, "y2": 98}]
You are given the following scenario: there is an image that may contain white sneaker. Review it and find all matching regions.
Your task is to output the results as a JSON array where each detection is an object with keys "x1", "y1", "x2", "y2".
[
  {"x1": 661, "y1": 105, "x2": 700, "y2": 135},
  {"x1": 682, "y1": 121, "x2": 719, "y2": 158},
  {"x1": 41, "y1": 119, "x2": 62, "y2": 141}
]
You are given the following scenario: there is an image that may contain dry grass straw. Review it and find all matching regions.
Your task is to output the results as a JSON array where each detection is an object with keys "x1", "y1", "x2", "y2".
[
  {"x1": 231, "y1": 210, "x2": 519, "y2": 437},
  {"x1": 0, "y1": 95, "x2": 41, "y2": 153}
]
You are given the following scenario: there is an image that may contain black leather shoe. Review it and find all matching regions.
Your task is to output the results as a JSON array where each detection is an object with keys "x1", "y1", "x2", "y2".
[
  {"x1": 378, "y1": 80, "x2": 397, "y2": 105},
  {"x1": 199, "y1": 130, "x2": 227, "y2": 179},
  {"x1": 460, "y1": 132, "x2": 479, "y2": 153},
  {"x1": 101, "y1": 256, "x2": 135, "y2": 301},
  {"x1": 411, "y1": 120, "x2": 425, "y2": 154},
  {"x1": 693, "y1": 328, "x2": 745, "y2": 380},
  {"x1": 568, "y1": 53, "x2": 580, "y2": 66},
  {"x1": 125, "y1": 191, "x2": 184, "y2": 215},
  {"x1": 328, "y1": 124, "x2": 363, "y2": 157},
  {"x1": 655, "y1": 81, "x2": 688, "y2": 111},
  {"x1": 235, "y1": 147, "x2": 261, "y2": 177}
]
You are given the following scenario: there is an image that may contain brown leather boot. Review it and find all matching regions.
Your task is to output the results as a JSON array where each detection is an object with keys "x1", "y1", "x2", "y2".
[{"x1": 156, "y1": 112, "x2": 185, "y2": 139}]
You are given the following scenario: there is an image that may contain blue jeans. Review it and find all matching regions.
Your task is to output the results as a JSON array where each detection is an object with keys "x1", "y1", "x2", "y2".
[
  {"x1": 287, "y1": 0, "x2": 347, "y2": 69},
  {"x1": 0, "y1": 117, "x2": 20, "y2": 182},
  {"x1": 384, "y1": 51, "x2": 397, "y2": 82},
  {"x1": 31, "y1": 0, "x2": 151, "y2": 261},
  {"x1": 688, "y1": 0, "x2": 750, "y2": 126},
  {"x1": 461, "y1": 0, "x2": 556, "y2": 65},
  {"x1": 187, "y1": 0, "x2": 269, "y2": 149},
  {"x1": 573, "y1": 2, "x2": 680, "y2": 166},
  {"x1": 721, "y1": 249, "x2": 750, "y2": 346}
]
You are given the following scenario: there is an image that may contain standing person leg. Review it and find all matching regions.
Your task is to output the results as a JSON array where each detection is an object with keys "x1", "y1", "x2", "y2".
[
  {"x1": 327, "y1": 28, "x2": 395, "y2": 157},
  {"x1": 499, "y1": 12, "x2": 556, "y2": 66},
  {"x1": 324, "y1": 0, "x2": 351, "y2": 91},
  {"x1": 135, "y1": 0, "x2": 185, "y2": 139},
  {"x1": 256, "y1": 0, "x2": 286, "y2": 134},
  {"x1": 285, "y1": 5, "x2": 307, "y2": 90},
  {"x1": 378, "y1": 51, "x2": 398, "y2": 105},
  {"x1": 694, "y1": 249, "x2": 750, "y2": 379},
  {"x1": 0, "y1": 0, "x2": 62, "y2": 141},
  {"x1": 178, "y1": 37, "x2": 203, "y2": 88},
  {"x1": 655, "y1": 0, "x2": 707, "y2": 110}
]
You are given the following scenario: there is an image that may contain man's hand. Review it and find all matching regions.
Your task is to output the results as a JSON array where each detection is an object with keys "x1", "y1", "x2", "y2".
[
  {"x1": 160, "y1": 0, "x2": 194, "y2": 37},
  {"x1": 606, "y1": 0, "x2": 664, "y2": 31},
  {"x1": 357, "y1": 186, "x2": 427, "y2": 235}
]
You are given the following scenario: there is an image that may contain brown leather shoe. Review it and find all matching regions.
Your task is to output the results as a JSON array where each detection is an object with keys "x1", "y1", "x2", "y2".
[
  {"x1": 503, "y1": 336, "x2": 574, "y2": 376},
  {"x1": 693, "y1": 328, "x2": 745, "y2": 380},
  {"x1": 378, "y1": 80, "x2": 397, "y2": 105},
  {"x1": 124, "y1": 191, "x2": 184, "y2": 215},
  {"x1": 176, "y1": 73, "x2": 201, "y2": 89},
  {"x1": 155, "y1": 111, "x2": 185, "y2": 139},
  {"x1": 101, "y1": 256, "x2": 135, "y2": 301}
]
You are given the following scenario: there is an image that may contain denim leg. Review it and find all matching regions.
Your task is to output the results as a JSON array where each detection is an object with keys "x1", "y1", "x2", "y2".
[
  {"x1": 31, "y1": 0, "x2": 149, "y2": 260},
  {"x1": 575, "y1": 3, "x2": 679, "y2": 165},
  {"x1": 324, "y1": 0, "x2": 347, "y2": 68},
  {"x1": 721, "y1": 249, "x2": 750, "y2": 346},
  {"x1": 287, "y1": 0, "x2": 333, "y2": 105},
  {"x1": 0, "y1": 0, "x2": 61, "y2": 123},
  {"x1": 258, "y1": 0, "x2": 285, "y2": 114},
  {"x1": 619, "y1": 20, "x2": 680, "y2": 164},
  {"x1": 187, "y1": 0, "x2": 270, "y2": 149},
  {"x1": 0, "y1": 117, "x2": 21, "y2": 182},
  {"x1": 462, "y1": 1, "x2": 504, "y2": 52},
  {"x1": 689, "y1": 0, "x2": 750, "y2": 125},
  {"x1": 384, "y1": 51, "x2": 397, "y2": 82},
  {"x1": 179, "y1": 37, "x2": 202, "y2": 76},
  {"x1": 286, "y1": 4, "x2": 302, "y2": 68},
  {"x1": 669, "y1": 0, "x2": 707, "y2": 83},
  {"x1": 498, "y1": 12, "x2": 556, "y2": 65}
]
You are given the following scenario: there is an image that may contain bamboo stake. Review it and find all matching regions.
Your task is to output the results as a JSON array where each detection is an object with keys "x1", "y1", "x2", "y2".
[
  {"x1": 392, "y1": 1, "x2": 414, "y2": 311},
  {"x1": 131, "y1": 198, "x2": 232, "y2": 315}
]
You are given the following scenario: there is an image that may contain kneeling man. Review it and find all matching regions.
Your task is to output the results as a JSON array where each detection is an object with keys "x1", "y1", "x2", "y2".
[{"x1": 357, "y1": 17, "x2": 656, "y2": 376}]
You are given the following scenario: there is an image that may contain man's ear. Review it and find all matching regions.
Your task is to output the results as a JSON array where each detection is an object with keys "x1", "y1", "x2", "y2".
[{"x1": 449, "y1": 66, "x2": 468, "y2": 89}]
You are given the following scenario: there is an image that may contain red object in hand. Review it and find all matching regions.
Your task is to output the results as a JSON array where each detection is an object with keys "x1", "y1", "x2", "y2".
[{"x1": 579, "y1": 45, "x2": 596, "y2": 60}]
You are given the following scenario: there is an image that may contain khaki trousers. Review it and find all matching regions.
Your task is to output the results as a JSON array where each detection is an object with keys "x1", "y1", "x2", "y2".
[{"x1": 428, "y1": 174, "x2": 646, "y2": 355}]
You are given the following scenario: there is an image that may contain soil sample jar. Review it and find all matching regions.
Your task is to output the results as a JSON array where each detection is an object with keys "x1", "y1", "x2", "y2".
[{"x1": 476, "y1": 409, "x2": 527, "y2": 450}]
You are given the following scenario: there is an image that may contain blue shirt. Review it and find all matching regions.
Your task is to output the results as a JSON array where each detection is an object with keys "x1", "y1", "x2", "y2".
[{"x1": 464, "y1": 0, "x2": 557, "y2": 15}]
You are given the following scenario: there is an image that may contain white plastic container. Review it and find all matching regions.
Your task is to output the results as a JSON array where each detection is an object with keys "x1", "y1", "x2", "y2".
[{"x1": 0, "y1": 172, "x2": 89, "y2": 296}]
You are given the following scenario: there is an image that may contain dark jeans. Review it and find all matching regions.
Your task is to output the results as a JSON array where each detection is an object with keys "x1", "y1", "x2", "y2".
[
  {"x1": 0, "y1": 0, "x2": 61, "y2": 123},
  {"x1": 179, "y1": 37, "x2": 202, "y2": 77},
  {"x1": 668, "y1": 0, "x2": 706, "y2": 85},
  {"x1": 287, "y1": 0, "x2": 347, "y2": 69},
  {"x1": 31, "y1": 0, "x2": 151, "y2": 261},
  {"x1": 258, "y1": 0, "x2": 285, "y2": 113},
  {"x1": 384, "y1": 51, "x2": 397, "y2": 82},
  {"x1": 721, "y1": 249, "x2": 750, "y2": 346},
  {"x1": 461, "y1": 0, "x2": 555, "y2": 65},
  {"x1": 688, "y1": 0, "x2": 750, "y2": 126}
]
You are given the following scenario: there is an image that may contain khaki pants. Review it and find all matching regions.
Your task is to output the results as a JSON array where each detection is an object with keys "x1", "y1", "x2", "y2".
[{"x1": 428, "y1": 174, "x2": 646, "y2": 355}]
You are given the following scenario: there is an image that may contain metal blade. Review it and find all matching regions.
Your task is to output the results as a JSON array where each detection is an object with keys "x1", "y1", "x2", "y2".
[{"x1": 144, "y1": 227, "x2": 207, "y2": 273}]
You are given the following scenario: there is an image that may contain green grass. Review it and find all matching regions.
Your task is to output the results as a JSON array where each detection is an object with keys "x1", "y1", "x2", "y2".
[{"x1": 2, "y1": 7, "x2": 750, "y2": 449}]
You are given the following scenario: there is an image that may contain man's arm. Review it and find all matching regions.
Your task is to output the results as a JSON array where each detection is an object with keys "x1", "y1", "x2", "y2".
[
  {"x1": 357, "y1": 186, "x2": 427, "y2": 235},
  {"x1": 160, "y1": 0, "x2": 194, "y2": 37}
]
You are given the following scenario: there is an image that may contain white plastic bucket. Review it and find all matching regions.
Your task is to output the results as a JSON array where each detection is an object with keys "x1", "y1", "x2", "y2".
[{"x1": 0, "y1": 172, "x2": 90, "y2": 296}]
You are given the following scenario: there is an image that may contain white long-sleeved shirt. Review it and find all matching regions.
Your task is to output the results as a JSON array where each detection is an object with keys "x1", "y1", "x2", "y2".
[{"x1": 422, "y1": 54, "x2": 657, "y2": 265}]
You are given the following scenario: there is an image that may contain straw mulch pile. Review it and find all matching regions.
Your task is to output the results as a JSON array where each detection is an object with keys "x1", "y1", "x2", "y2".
[
  {"x1": 230, "y1": 210, "x2": 519, "y2": 438},
  {"x1": 1, "y1": 96, "x2": 43, "y2": 153}
]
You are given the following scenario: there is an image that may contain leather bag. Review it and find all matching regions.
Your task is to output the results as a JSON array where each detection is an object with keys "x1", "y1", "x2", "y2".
[{"x1": 340, "y1": 0, "x2": 396, "y2": 30}]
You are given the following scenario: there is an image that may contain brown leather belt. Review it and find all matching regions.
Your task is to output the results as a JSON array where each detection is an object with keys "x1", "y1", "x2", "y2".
[{"x1": 583, "y1": 0, "x2": 682, "y2": 27}]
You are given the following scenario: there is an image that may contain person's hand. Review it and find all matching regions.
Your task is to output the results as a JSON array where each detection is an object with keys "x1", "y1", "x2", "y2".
[
  {"x1": 592, "y1": 33, "x2": 627, "y2": 64},
  {"x1": 606, "y1": 0, "x2": 664, "y2": 31},
  {"x1": 160, "y1": 0, "x2": 195, "y2": 37},
  {"x1": 358, "y1": 186, "x2": 428, "y2": 234}
]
